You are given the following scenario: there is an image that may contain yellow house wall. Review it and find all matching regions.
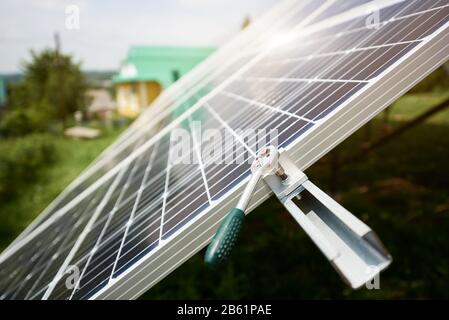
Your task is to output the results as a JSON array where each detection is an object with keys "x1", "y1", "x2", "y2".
[{"x1": 116, "y1": 81, "x2": 163, "y2": 118}]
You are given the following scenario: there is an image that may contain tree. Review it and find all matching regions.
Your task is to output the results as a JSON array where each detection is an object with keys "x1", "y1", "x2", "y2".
[{"x1": 2, "y1": 47, "x2": 87, "y2": 135}]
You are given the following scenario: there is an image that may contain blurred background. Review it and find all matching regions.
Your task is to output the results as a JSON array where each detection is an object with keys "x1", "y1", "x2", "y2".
[{"x1": 0, "y1": 0, "x2": 448, "y2": 299}]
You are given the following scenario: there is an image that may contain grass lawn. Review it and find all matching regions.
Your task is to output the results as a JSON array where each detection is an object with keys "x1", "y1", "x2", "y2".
[{"x1": 0, "y1": 126, "x2": 125, "y2": 251}]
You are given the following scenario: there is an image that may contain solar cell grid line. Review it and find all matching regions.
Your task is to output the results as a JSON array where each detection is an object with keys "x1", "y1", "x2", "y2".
[
  {"x1": 277, "y1": 0, "x2": 408, "y2": 51},
  {"x1": 158, "y1": 137, "x2": 175, "y2": 243},
  {"x1": 204, "y1": 92, "x2": 313, "y2": 153},
  {"x1": 113, "y1": 122, "x2": 224, "y2": 270},
  {"x1": 142, "y1": 90, "x2": 306, "y2": 225},
  {"x1": 397, "y1": 0, "x2": 448, "y2": 18},
  {"x1": 261, "y1": 0, "x2": 428, "y2": 65},
  {"x1": 56, "y1": 143, "x2": 161, "y2": 300},
  {"x1": 333, "y1": 0, "x2": 446, "y2": 46},
  {"x1": 0, "y1": 189, "x2": 105, "y2": 300},
  {"x1": 243, "y1": 4, "x2": 414, "y2": 82},
  {"x1": 206, "y1": 12, "x2": 424, "y2": 202},
  {"x1": 217, "y1": 0, "x2": 444, "y2": 205},
  {"x1": 56, "y1": 198, "x2": 147, "y2": 297},
  {"x1": 64, "y1": 136, "x2": 170, "y2": 299},
  {"x1": 289, "y1": 23, "x2": 449, "y2": 178},
  {"x1": 24, "y1": 221, "x2": 97, "y2": 299},
  {"x1": 61, "y1": 170, "x2": 148, "y2": 299},
  {"x1": 160, "y1": 138, "x2": 209, "y2": 239},
  {"x1": 21, "y1": 189, "x2": 115, "y2": 300},
  {"x1": 260, "y1": 39, "x2": 423, "y2": 68},
  {"x1": 203, "y1": 94, "x2": 311, "y2": 157},
  {"x1": 307, "y1": 0, "x2": 448, "y2": 54},
  {"x1": 222, "y1": 41, "x2": 370, "y2": 124},
  {"x1": 201, "y1": 105, "x2": 258, "y2": 197},
  {"x1": 188, "y1": 118, "x2": 213, "y2": 204},
  {"x1": 41, "y1": 162, "x2": 132, "y2": 299},
  {"x1": 258, "y1": 3, "x2": 406, "y2": 66},
  {"x1": 162, "y1": 169, "x2": 209, "y2": 239},
  {"x1": 112, "y1": 210, "x2": 161, "y2": 277},
  {"x1": 65, "y1": 142, "x2": 168, "y2": 299},
  {"x1": 78, "y1": 110, "x2": 245, "y2": 245},
  {"x1": 220, "y1": 90, "x2": 320, "y2": 123},
  {"x1": 221, "y1": 84, "x2": 349, "y2": 143},
  {"x1": 229, "y1": 82, "x2": 360, "y2": 124},
  {"x1": 54, "y1": 177, "x2": 162, "y2": 272},
  {"x1": 73, "y1": 153, "x2": 199, "y2": 298},
  {"x1": 337, "y1": 26, "x2": 446, "y2": 80},
  {"x1": 229, "y1": 6, "x2": 428, "y2": 117},
  {"x1": 309, "y1": 0, "x2": 374, "y2": 23},
  {"x1": 367, "y1": 6, "x2": 449, "y2": 47},
  {"x1": 231, "y1": 83, "x2": 360, "y2": 124},
  {"x1": 109, "y1": 141, "x2": 162, "y2": 281},
  {"x1": 8, "y1": 188, "x2": 108, "y2": 297},
  {"x1": 242, "y1": 22, "x2": 378, "y2": 79},
  {"x1": 0, "y1": 228, "x2": 63, "y2": 299},
  {"x1": 1, "y1": 208, "x2": 84, "y2": 296},
  {"x1": 254, "y1": 10, "x2": 446, "y2": 94}
]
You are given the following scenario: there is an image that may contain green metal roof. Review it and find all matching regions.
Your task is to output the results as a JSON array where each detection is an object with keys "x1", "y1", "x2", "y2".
[
  {"x1": 113, "y1": 46, "x2": 215, "y2": 87},
  {"x1": 0, "y1": 77, "x2": 6, "y2": 107}
]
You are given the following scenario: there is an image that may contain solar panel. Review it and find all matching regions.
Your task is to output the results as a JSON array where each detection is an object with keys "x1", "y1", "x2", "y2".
[{"x1": 1, "y1": 0, "x2": 449, "y2": 300}]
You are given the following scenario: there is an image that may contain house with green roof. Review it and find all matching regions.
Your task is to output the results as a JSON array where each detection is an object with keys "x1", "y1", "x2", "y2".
[
  {"x1": 113, "y1": 46, "x2": 215, "y2": 118},
  {"x1": 0, "y1": 76, "x2": 6, "y2": 108}
]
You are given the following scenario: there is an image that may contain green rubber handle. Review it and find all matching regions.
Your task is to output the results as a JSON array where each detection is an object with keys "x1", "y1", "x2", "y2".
[{"x1": 204, "y1": 208, "x2": 245, "y2": 266}]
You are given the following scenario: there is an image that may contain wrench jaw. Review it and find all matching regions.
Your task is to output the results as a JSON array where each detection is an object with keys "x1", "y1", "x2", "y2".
[{"x1": 250, "y1": 146, "x2": 280, "y2": 176}]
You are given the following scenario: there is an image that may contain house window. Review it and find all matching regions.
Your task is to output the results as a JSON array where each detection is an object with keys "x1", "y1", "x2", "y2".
[{"x1": 172, "y1": 70, "x2": 180, "y2": 82}]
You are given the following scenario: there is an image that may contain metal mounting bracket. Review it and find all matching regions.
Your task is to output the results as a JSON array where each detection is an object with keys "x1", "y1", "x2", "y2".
[
  {"x1": 205, "y1": 146, "x2": 392, "y2": 289},
  {"x1": 265, "y1": 148, "x2": 392, "y2": 289}
]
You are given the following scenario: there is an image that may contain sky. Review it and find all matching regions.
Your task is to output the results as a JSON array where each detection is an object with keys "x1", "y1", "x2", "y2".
[{"x1": 0, "y1": 0, "x2": 278, "y2": 74}]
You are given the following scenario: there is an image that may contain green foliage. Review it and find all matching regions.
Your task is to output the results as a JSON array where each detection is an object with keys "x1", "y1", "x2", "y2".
[
  {"x1": 0, "y1": 48, "x2": 87, "y2": 136},
  {"x1": 0, "y1": 106, "x2": 50, "y2": 136},
  {"x1": 0, "y1": 134, "x2": 56, "y2": 201}
]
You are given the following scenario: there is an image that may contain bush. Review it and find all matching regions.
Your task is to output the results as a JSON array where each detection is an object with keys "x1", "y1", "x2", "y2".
[
  {"x1": 0, "y1": 106, "x2": 51, "y2": 137},
  {"x1": 0, "y1": 134, "x2": 56, "y2": 200}
]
